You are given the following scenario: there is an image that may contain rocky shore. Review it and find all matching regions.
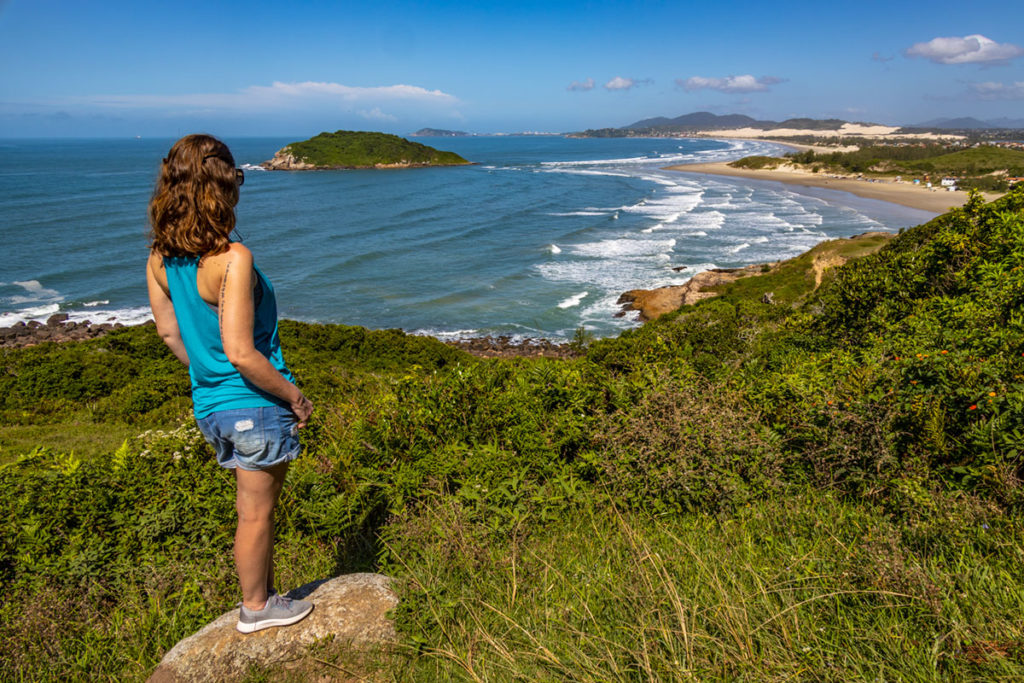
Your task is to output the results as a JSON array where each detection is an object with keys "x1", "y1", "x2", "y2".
[
  {"x1": 617, "y1": 263, "x2": 776, "y2": 321},
  {"x1": 443, "y1": 335, "x2": 578, "y2": 359},
  {"x1": 0, "y1": 314, "x2": 133, "y2": 348},
  {"x1": 0, "y1": 316, "x2": 579, "y2": 359}
]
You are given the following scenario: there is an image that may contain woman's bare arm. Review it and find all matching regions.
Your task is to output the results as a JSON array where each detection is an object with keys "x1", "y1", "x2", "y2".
[
  {"x1": 146, "y1": 253, "x2": 190, "y2": 366},
  {"x1": 217, "y1": 244, "x2": 313, "y2": 427}
]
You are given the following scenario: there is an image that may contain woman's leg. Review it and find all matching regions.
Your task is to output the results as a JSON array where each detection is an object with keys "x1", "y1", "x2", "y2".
[{"x1": 234, "y1": 460, "x2": 289, "y2": 610}]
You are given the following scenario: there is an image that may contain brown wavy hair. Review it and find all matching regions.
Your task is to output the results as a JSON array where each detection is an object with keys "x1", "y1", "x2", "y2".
[{"x1": 148, "y1": 134, "x2": 239, "y2": 257}]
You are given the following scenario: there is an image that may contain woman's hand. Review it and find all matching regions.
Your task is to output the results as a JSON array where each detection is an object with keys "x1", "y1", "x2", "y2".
[{"x1": 290, "y1": 393, "x2": 313, "y2": 428}]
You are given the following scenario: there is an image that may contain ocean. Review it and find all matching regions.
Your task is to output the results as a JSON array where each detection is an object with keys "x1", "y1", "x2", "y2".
[{"x1": 0, "y1": 136, "x2": 936, "y2": 341}]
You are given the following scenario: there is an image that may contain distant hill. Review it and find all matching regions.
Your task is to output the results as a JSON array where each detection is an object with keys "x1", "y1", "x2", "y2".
[
  {"x1": 622, "y1": 112, "x2": 764, "y2": 131},
  {"x1": 908, "y1": 117, "x2": 995, "y2": 130},
  {"x1": 410, "y1": 128, "x2": 470, "y2": 137},
  {"x1": 569, "y1": 112, "x2": 883, "y2": 137},
  {"x1": 626, "y1": 112, "x2": 763, "y2": 130},
  {"x1": 905, "y1": 117, "x2": 1024, "y2": 130},
  {"x1": 261, "y1": 131, "x2": 470, "y2": 170},
  {"x1": 989, "y1": 117, "x2": 1024, "y2": 129},
  {"x1": 574, "y1": 111, "x2": 1024, "y2": 139}
]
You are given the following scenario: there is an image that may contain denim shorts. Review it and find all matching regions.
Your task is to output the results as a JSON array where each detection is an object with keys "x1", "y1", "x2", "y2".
[{"x1": 196, "y1": 404, "x2": 301, "y2": 471}]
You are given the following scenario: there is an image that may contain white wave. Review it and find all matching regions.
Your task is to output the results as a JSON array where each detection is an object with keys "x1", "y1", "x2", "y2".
[
  {"x1": 0, "y1": 303, "x2": 60, "y2": 327},
  {"x1": 239, "y1": 163, "x2": 267, "y2": 171},
  {"x1": 726, "y1": 242, "x2": 751, "y2": 254},
  {"x1": 548, "y1": 244, "x2": 562, "y2": 254},
  {"x1": 410, "y1": 328, "x2": 480, "y2": 341},
  {"x1": 681, "y1": 210, "x2": 725, "y2": 231},
  {"x1": 539, "y1": 168, "x2": 633, "y2": 179},
  {"x1": 65, "y1": 306, "x2": 153, "y2": 326},
  {"x1": 547, "y1": 211, "x2": 606, "y2": 217},
  {"x1": 4, "y1": 280, "x2": 61, "y2": 306},
  {"x1": 619, "y1": 189, "x2": 704, "y2": 222},
  {"x1": 0, "y1": 303, "x2": 156, "y2": 328},
  {"x1": 570, "y1": 238, "x2": 676, "y2": 258},
  {"x1": 557, "y1": 291, "x2": 589, "y2": 309},
  {"x1": 83, "y1": 300, "x2": 109, "y2": 307}
]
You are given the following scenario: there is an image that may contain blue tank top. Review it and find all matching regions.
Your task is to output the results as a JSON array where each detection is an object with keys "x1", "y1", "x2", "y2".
[{"x1": 163, "y1": 255, "x2": 294, "y2": 419}]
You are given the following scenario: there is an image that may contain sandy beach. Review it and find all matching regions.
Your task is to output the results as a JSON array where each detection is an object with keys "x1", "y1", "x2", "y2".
[{"x1": 665, "y1": 161, "x2": 1002, "y2": 213}]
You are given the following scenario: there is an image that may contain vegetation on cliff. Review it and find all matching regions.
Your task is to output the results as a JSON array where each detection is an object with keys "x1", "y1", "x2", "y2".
[
  {"x1": 264, "y1": 130, "x2": 469, "y2": 169},
  {"x1": 3, "y1": 187, "x2": 1024, "y2": 679}
]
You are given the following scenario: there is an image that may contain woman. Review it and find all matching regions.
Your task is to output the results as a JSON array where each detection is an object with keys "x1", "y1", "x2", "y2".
[{"x1": 146, "y1": 134, "x2": 314, "y2": 633}]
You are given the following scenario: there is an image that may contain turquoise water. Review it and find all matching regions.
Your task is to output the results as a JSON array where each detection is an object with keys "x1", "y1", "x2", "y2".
[{"x1": 0, "y1": 136, "x2": 936, "y2": 340}]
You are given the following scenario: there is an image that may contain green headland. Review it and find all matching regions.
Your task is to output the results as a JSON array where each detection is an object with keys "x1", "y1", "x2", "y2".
[{"x1": 260, "y1": 130, "x2": 471, "y2": 170}]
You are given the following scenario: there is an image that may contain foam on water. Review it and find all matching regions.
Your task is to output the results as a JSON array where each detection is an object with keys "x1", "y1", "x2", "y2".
[
  {"x1": 3, "y1": 279, "x2": 61, "y2": 306},
  {"x1": 409, "y1": 328, "x2": 481, "y2": 341},
  {"x1": 570, "y1": 238, "x2": 676, "y2": 258},
  {"x1": 0, "y1": 303, "x2": 60, "y2": 327},
  {"x1": 558, "y1": 291, "x2": 589, "y2": 309}
]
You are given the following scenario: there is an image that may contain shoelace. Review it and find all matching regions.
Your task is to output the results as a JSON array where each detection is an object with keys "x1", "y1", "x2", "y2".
[{"x1": 268, "y1": 594, "x2": 292, "y2": 609}]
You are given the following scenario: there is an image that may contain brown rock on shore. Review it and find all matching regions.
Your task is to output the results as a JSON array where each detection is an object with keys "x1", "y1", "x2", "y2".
[
  {"x1": 617, "y1": 263, "x2": 775, "y2": 321},
  {"x1": 259, "y1": 150, "x2": 318, "y2": 171},
  {"x1": 445, "y1": 335, "x2": 578, "y2": 359},
  {"x1": 0, "y1": 317, "x2": 135, "y2": 348}
]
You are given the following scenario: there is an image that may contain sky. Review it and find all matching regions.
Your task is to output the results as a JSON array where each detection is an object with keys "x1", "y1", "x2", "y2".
[{"x1": 1, "y1": 0, "x2": 1023, "y2": 137}]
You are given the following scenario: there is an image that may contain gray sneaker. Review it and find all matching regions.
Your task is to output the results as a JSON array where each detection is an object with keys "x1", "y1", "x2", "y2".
[{"x1": 236, "y1": 593, "x2": 314, "y2": 633}]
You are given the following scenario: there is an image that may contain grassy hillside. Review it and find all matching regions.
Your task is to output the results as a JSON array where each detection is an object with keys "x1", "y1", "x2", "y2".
[
  {"x1": 278, "y1": 130, "x2": 469, "y2": 168},
  {"x1": 3, "y1": 187, "x2": 1024, "y2": 679}
]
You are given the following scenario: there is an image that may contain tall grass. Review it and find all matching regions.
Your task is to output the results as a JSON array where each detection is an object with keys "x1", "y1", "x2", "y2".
[{"x1": 378, "y1": 491, "x2": 1024, "y2": 681}]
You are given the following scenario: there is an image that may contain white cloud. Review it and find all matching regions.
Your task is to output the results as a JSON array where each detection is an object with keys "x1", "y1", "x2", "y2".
[
  {"x1": 905, "y1": 35, "x2": 1024, "y2": 64},
  {"x1": 52, "y1": 81, "x2": 460, "y2": 117},
  {"x1": 967, "y1": 81, "x2": 1024, "y2": 100},
  {"x1": 604, "y1": 76, "x2": 636, "y2": 91},
  {"x1": 678, "y1": 75, "x2": 783, "y2": 93},
  {"x1": 567, "y1": 78, "x2": 595, "y2": 92},
  {"x1": 357, "y1": 107, "x2": 398, "y2": 121}
]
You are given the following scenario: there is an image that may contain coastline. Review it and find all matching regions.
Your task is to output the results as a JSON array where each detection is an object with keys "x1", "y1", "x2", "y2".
[{"x1": 665, "y1": 160, "x2": 1002, "y2": 213}]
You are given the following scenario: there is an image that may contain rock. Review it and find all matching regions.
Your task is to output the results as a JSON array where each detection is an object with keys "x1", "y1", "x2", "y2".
[
  {"x1": 617, "y1": 262, "x2": 777, "y2": 321},
  {"x1": 259, "y1": 150, "x2": 319, "y2": 171},
  {"x1": 443, "y1": 335, "x2": 577, "y2": 359},
  {"x1": 46, "y1": 313, "x2": 69, "y2": 326},
  {"x1": 761, "y1": 292, "x2": 775, "y2": 305},
  {"x1": 147, "y1": 573, "x2": 397, "y2": 683}
]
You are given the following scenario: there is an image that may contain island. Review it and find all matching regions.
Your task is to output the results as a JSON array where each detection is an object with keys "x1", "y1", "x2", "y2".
[
  {"x1": 261, "y1": 130, "x2": 470, "y2": 170},
  {"x1": 410, "y1": 128, "x2": 470, "y2": 137}
]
